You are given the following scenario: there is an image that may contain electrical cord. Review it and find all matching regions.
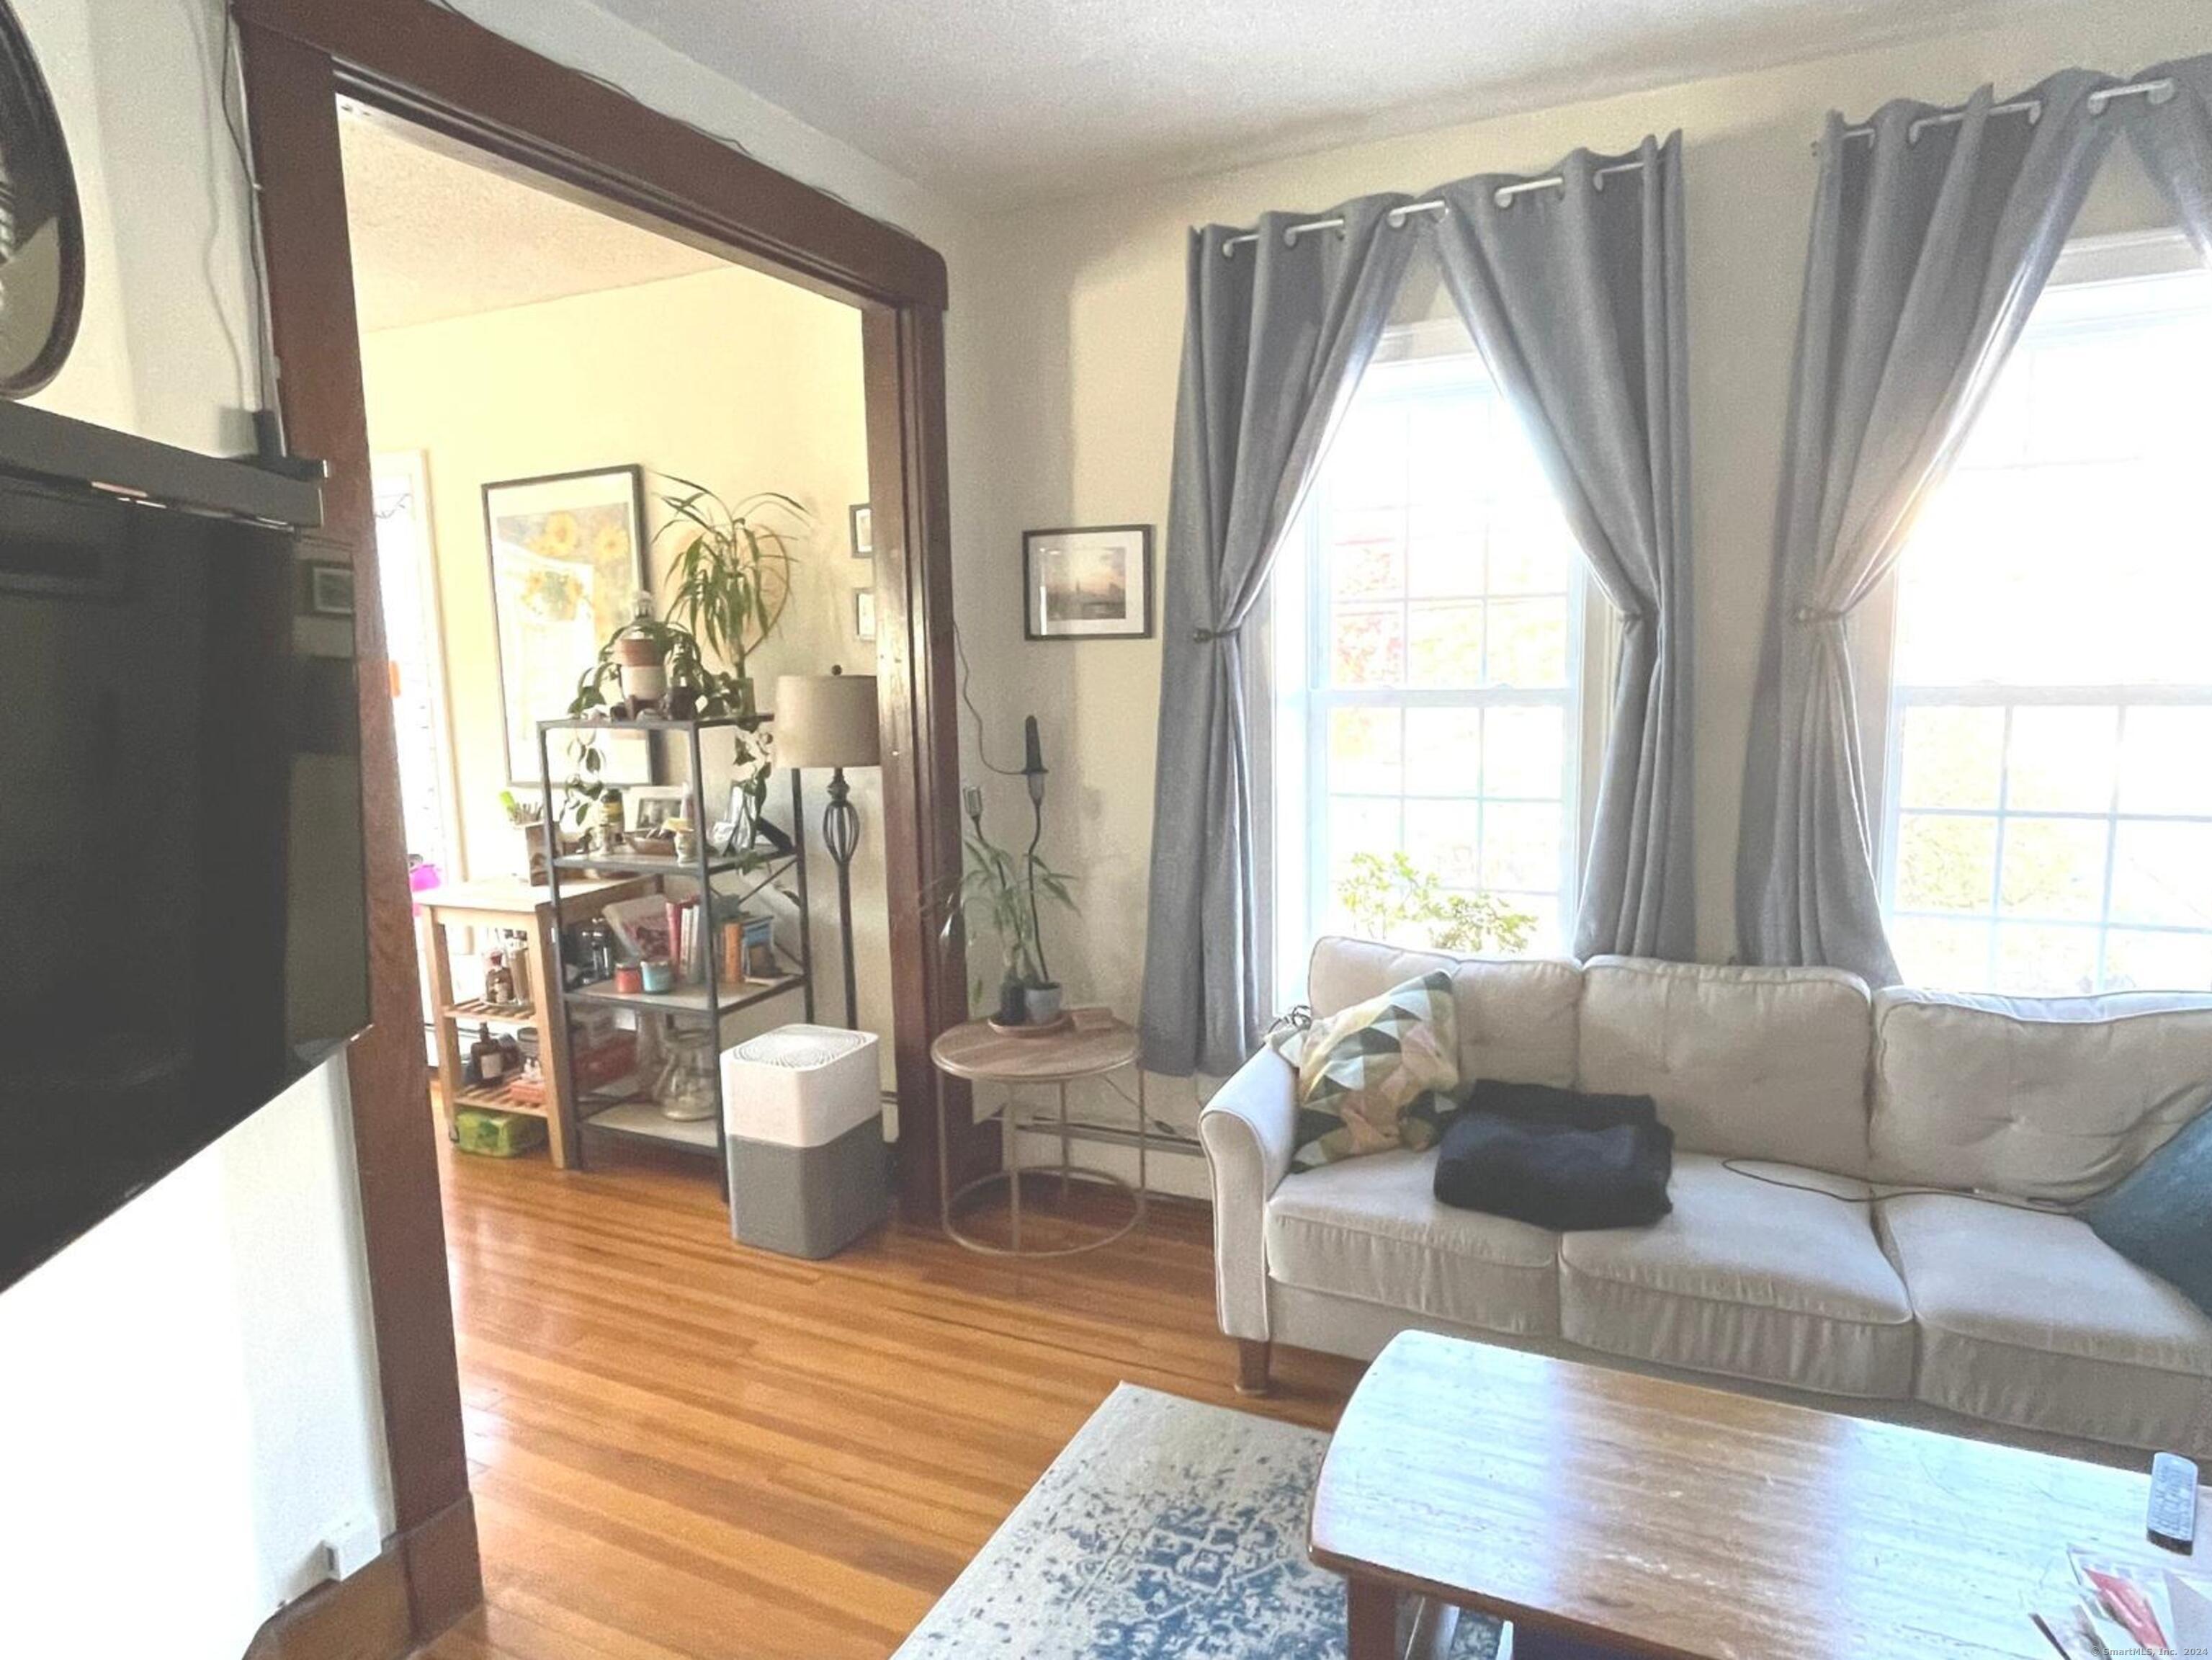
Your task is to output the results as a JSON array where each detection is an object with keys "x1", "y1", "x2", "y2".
[
  {"x1": 1719, "y1": 1159, "x2": 2073, "y2": 1215},
  {"x1": 952, "y1": 622, "x2": 1026, "y2": 777},
  {"x1": 207, "y1": 0, "x2": 276, "y2": 419}
]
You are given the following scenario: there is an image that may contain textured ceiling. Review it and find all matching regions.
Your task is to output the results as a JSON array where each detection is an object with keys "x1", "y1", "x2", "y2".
[
  {"x1": 339, "y1": 110, "x2": 722, "y2": 331},
  {"x1": 586, "y1": 0, "x2": 2051, "y2": 205}
]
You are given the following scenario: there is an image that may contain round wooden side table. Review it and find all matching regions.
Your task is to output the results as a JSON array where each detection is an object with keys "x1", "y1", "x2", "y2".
[{"x1": 929, "y1": 1012, "x2": 1147, "y2": 1258}]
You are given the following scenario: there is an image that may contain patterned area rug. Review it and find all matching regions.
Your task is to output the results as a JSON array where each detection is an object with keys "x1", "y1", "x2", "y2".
[{"x1": 894, "y1": 1384, "x2": 1500, "y2": 1659}]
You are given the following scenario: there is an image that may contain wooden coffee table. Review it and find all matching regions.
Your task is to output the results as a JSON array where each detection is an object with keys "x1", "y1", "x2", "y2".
[{"x1": 1311, "y1": 1331, "x2": 2207, "y2": 1659}]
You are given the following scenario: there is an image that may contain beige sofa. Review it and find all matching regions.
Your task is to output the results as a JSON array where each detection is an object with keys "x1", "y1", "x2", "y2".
[{"x1": 1201, "y1": 937, "x2": 2212, "y2": 1465}]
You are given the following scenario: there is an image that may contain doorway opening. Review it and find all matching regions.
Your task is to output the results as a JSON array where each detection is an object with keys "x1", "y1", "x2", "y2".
[{"x1": 339, "y1": 106, "x2": 900, "y2": 1177}]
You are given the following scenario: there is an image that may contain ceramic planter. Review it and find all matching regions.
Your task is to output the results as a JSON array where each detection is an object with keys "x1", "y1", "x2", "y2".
[
  {"x1": 1024, "y1": 982, "x2": 1063, "y2": 1025},
  {"x1": 614, "y1": 630, "x2": 668, "y2": 705}
]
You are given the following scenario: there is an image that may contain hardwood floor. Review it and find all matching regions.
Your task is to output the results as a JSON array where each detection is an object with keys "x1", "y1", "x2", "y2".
[{"x1": 417, "y1": 1134, "x2": 1364, "y2": 1659}]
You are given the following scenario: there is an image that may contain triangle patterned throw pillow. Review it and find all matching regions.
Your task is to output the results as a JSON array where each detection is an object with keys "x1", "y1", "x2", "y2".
[{"x1": 1268, "y1": 970, "x2": 1459, "y2": 1171}]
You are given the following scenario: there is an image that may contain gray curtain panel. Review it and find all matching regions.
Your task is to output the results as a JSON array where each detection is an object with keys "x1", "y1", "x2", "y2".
[
  {"x1": 1428, "y1": 134, "x2": 1696, "y2": 961},
  {"x1": 1139, "y1": 197, "x2": 1415, "y2": 1077},
  {"x1": 2129, "y1": 55, "x2": 2212, "y2": 261},
  {"x1": 1735, "y1": 72, "x2": 2121, "y2": 986}
]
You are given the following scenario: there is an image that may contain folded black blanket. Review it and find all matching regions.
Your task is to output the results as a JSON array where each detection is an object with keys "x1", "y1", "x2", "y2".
[{"x1": 1431, "y1": 1079, "x2": 1673, "y2": 1231}]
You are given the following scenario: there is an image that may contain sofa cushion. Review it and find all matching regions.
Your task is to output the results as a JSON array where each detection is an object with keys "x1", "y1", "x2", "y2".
[
  {"x1": 1557, "y1": 1153, "x2": 1915, "y2": 1398},
  {"x1": 1871, "y1": 988, "x2": 2212, "y2": 1202},
  {"x1": 1576, "y1": 958, "x2": 1874, "y2": 1176},
  {"x1": 1306, "y1": 937, "x2": 1582, "y2": 1090},
  {"x1": 1272, "y1": 971, "x2": 1458, "y2": 1169},
  {"x1": 1879, "y1": 1194, "x2": 2212, "y2": 1458},
  {"x1": 1265, "y1": 1148, "x2": 1559, "y2": 1339}
]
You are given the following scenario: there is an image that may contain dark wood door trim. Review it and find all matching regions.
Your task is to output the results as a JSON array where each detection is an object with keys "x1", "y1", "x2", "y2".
[
  {"x1": 862, "y1": 305, "x2": 972, "y2": 1213},
  {"x1": 235, "y1": 0, "x2": 969, "y2": 1639},
  {"x1": 237, "y1": 22, "x2": 480, "y2": 1639},
  {"x1": 231, "y1": 0, "x2": 945, "y2": 311}
]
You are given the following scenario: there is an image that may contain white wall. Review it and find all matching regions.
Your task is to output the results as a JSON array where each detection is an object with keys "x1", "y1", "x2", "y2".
[
  {"x1": 0, "y1": 2, "x2": 394, "y2": 1656},
  {"x1": 948, "y1": 1, "x2": 2212, "y2": 1177}
]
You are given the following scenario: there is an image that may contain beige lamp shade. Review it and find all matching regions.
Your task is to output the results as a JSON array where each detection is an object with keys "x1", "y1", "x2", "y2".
[{"x1": 772, "y1": 672, "x2": 882, "y2": 769}]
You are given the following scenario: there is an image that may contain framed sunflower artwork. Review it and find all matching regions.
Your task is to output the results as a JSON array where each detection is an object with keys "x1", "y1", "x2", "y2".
[{"x1": 483, "y1": 465, "x2": 653, "y2": 787}]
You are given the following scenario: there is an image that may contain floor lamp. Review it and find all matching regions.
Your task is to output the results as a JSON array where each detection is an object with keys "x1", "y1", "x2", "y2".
[{"x1": 772, "y1": 669, "x2": 880, "y2": 1030}]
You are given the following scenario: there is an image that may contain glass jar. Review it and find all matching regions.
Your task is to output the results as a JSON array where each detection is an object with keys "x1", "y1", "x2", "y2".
[{"x1": 654, "y1": 1027, "x2": 717, "y2": 1122}]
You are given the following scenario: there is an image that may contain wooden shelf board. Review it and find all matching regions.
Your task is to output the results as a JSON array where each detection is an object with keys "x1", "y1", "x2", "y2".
[
  {"x1": 442, "y1": 999, "x2": 539, "y2": 1025},
  {"x1": 455, "y1": 1077, "x2": 548, "y2": 1116}
]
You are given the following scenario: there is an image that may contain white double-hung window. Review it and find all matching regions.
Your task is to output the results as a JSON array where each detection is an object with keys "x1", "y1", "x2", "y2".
[
  {"x1": 1271, "y1": 321, "x2": 1604, "y2": 1002},
  {"x1": 1878, "y1": 236, "x2": 2212, "y2": 995}
]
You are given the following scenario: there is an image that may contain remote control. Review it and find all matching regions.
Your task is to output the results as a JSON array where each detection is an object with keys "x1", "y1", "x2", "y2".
[{"x1": 2149, "y1": 1451, "x2": 2198, "y2": 1553}]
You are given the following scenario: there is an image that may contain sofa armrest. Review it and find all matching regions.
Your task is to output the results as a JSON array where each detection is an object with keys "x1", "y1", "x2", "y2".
[{"x1": 1199, "y1": 1047, "x2": 1299, "y2": 1342}]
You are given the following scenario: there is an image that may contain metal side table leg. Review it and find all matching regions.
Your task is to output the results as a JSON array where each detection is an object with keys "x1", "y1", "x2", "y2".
[
  {"x1": 1058, "y1": 1081, "x2": 1072, "y2": 1202},
  {"x1": 1003, "y1": 1090, "x2": 1021, "y2": 1254}
]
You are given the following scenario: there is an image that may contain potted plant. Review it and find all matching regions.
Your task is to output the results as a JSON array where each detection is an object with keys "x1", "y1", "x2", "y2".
[
  {"x1": 560, "y1": 478, "x2": 807, "y2": 829},
  {"x1": 657, "y1": 476, "x2": 805, "y2": 717},
  {"x1": 942, "y1": 783, "x2": 1077, "y2": 1024},
  {"x1": 1337, "y1": 850, "x2": 1536, "y2": 955}
]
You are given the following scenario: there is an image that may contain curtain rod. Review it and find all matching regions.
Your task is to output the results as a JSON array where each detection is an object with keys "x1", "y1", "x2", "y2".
[
  {"x1": 1822, "y1": 74, "x2": 2176, "y2": 150},
  {"x1": 1218, "y1": 158, "x2": 1647, "y2": 256}
]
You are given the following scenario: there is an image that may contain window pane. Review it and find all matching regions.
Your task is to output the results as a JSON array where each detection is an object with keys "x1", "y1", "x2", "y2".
[
  {"x1": 1994, "y1": 923, "x2": 2100, "y2": 996},
  {"x1": 2111, "y1": 821, "x2": 2212, "y2": 929},
  {"x1": 1896, "y1": 707, "x2": 2003, "y2": 811},
  {"x1": 1896, "y1": 815, "x2": 1996, "y2": 914},
  {"x1": 1406, "y1": 393, "x2": 1487, "y2": 504},
  {"x1": 1482, "y1": 803, "x2": 1562, "y2": 891},
  {"x1": 1405, "y1": 800, "x2": 1479, "y2": 888},
  {"x1": 1330, "y1": 604, "x2": 1403, "y2": 687},
  {"x1": 1405, "y1": 525, "x2": 1482, "y2": 598},
  {"x1": 1486, "y1": 597, "x2": 1568, "y2": 687},
  {"x1": 1487, "y1": 501, "x2": 1579, "y2": 595},
  {"x1": 1407, "y1": 601, "x2": 1485, "y2": 688},
  {"x1": 1510, "y1": 894, "x2": 1564, "y2": 958},
  {"x1": 1328, "y1": 516, "x2": 1404, "y2": 600},
  {"x1": 1327, "y1": 707, "x2": 1401, "y2": 795},
  {"x1": 1327, "y1": 797, "x2": 1400, "y2": 880},
  {"x1": 1483, "y1": 705, "x2": 1565, "y2": 800},
  {"x1": 2118, "y1": 708, "x2": 2212, "y2": 816},
  {"x1": 2005, "y1": 707, "x2": 2117, "y2": 813},
  {"x1": 1404, "y1": 707, "x2": 1483, "y2": 797},
  {"x1": 1997, "y1": 818, "x2": 2108, "y2": 920},
  {"x1": 1325, "y1": 406, "x2": 1407, "y2": 507},
  {"x1": 1889, "y1": 916, "x2": 1992, "y2": 991},
  {"x1": 2103, "y1": 928, "x2": 2212, "y2": 993}
]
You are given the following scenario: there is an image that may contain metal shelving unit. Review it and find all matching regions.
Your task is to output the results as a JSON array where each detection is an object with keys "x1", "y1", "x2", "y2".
[{"x1": 537, "y1": 714, "x2": 814, "y2": 1173}]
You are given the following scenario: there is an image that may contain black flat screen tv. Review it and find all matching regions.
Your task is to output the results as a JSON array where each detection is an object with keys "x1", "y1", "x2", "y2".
[{"x1": 0, "y1": 401, "x2": 363, "y2": 1291}]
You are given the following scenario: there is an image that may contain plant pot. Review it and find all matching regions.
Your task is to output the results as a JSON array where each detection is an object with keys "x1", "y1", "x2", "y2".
[
  {"x1": 614, "y1": 630, "x2": 668, "y2": 705},
  {"x1": 1024, "y1": 982, "x2": 1063, "y2": 1026},
  {"x1": 997, "y1": 977, "x2": 1029, "y2": 1026}
]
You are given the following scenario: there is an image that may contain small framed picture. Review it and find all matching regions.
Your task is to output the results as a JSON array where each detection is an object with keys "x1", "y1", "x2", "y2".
[
  {"x1": 853, "y1": 587, "x2": 877, "y2": 643},
  {"x1": 623, "y1": 785, "x2": 692, "y2": 836},
  {"x1": 307, "y1": 562, "x2": 355, "y2": 616},
  {"x1": 848, "y1": 502, "x2": 874, "y2": 558},
  {"x1": 1024, "y1": 525, "x2": 1153, "y2": 641}
]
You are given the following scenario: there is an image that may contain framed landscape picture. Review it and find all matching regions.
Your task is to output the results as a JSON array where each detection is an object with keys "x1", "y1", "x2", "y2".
[
  {"x1": 1023, "y1": 524, "x2": 1153, "y2": 641},
  {"x1": 483, "y1": 465, "x2": 653, "y2": 786}
]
